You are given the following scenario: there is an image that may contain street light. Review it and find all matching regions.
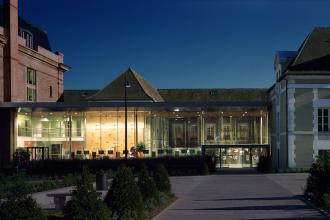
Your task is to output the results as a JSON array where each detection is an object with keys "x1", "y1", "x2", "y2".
[{"x1": 124, "y1": 72, "x2": 131, "y2": 160}]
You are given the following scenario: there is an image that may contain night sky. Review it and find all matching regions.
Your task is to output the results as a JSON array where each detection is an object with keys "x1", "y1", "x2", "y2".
[{"x1": 14, "y1": 0, "x2": 330, "y2": 89}]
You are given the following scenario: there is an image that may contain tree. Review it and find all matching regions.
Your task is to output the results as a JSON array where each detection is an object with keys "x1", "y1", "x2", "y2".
[
  {"x1": 137, "y1": 165, "x2": 159, "y2": 210},
  {"x1": 0, "y1": 174, "x2": 45, "y2": 220},
  {"x1": 153, "y1": 163, "x2": 171, "y2": 194},
  {"x1": 304, "y1": 156, "x2": 330, "y2": 206},
  {"x1": 64, "y1": 166, "x2": 112, "y2": 220},
  {"x1": 104, "y1": 166, "x2": 144, "y2": 220}
]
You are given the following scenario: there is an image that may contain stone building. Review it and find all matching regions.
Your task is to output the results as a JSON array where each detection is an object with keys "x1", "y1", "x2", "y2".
[
  {"x1": 0, "y1": 0, "x2": 69, "y2": 103},
  {"x1": 0, "y1": 0, "x2": 330, "y2": 170}
]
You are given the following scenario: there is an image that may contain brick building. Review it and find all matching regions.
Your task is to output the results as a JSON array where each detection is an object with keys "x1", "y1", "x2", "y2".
[{"x1": 0, "y1": 0, "x2": 69, "y2": 103}]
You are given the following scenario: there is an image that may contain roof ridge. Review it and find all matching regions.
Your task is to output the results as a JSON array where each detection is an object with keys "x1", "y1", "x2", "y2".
[
  {"x1": 290, "y1": 30, "x2": 312, "y2": 67},
  {"x1": 129, "y1": 68, "x2": 164, "y2": 102}
]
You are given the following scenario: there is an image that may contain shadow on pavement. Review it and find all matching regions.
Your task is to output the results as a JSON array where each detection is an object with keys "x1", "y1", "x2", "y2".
[
  {"x1": 173, "y1": 204, "x2": 313, "y2": 211},
  {"x1": 193, "y1": 195, "x2": 302, "y2": 202}
]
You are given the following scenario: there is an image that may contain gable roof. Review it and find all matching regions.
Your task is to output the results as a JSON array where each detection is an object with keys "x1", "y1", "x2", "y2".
[
  {"x1": 288, "y1": 27, "x2": 330, "y2": 71},
  {"x1": 87, "y1": 68, "x2": 164, "y2": 102}
]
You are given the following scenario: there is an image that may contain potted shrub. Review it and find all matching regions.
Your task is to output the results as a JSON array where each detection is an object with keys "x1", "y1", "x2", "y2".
[{"x1": 136, "y1": 142, "x2": 146, "y2": 158}]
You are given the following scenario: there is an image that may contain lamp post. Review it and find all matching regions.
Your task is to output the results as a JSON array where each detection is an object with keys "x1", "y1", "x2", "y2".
[{"x1": 124, "y1": 72, "x2": 131, "y2": 160}]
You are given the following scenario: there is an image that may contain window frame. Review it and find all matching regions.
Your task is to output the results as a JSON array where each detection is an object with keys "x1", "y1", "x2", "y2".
[
  {"x1": 26, "y1": 87, "x2": 36, "y2": 102},
  {"x1": 19, "y1": 28, "x2": 34, "y2": 49},
  {"x1": 318, "y1": 108, "x2": 329, "y2": 132},
  {"x1": 27, "y1": 68, "x2": 36, "y2": 85}
]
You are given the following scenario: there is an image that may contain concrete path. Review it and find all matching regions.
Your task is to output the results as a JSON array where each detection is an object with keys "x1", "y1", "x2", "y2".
[{"x1": 155, "y1": 173, "x2": 329, "y2": 220}]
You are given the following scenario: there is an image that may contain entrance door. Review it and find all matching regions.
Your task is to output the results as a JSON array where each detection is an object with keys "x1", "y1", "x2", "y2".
[{"x1": 222, "y1": 147, "x2": 243, "y2": 168}]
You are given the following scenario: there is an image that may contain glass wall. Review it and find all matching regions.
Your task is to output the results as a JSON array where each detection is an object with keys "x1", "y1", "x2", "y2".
[{"x1": 16, "y1": 108, "x2": 268, "y2": 160}]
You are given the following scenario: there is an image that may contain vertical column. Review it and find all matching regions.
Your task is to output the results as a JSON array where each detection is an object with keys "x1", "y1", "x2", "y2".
[
  {"x1": 83, "y1": 111, "x2": 87, "y2": 151},
  {"x1": 4, "y1": 0, "x2": 19, "y2": 101},
  {"x1": 287, "y1": 87, "x2": 296, "y2": 168},
  {"x1": 135, "y1": 109, "x2": 138, "y2": 147},
  {"x1": 69, "y1": 109, "x2": 72, "y2": 157},
  {"x1": 260, "y1": 116, "x2": 263, "y2": 144},
  {"x1": 312, "y1": 88, "x2": 319, "y2": 160},
  {"x1": 200, "y1": 115, "x2": 204, "y2": 145}
]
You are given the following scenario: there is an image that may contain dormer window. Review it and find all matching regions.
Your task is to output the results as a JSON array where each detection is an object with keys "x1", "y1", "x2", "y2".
[
  {"x1": 19, "y1": 28, "x2": 34, "y2": 49},
  {"x1": 209, "y1": 90, "x2": 218, "y2": 96}
]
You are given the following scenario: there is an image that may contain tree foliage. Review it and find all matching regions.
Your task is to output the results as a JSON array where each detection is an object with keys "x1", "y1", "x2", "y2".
[
  {"x1": 153, "y1": 163, "x2": 171, "y2": 194},
  {"x1": 64, "y1": 166, "x2": 112, "y2": 220},
  {"x1": 105, "y1": 166, "x2": 144, "y2": 220},
  {"x1": 0, "y1": 174, "x2": 45, "y2": 220}
]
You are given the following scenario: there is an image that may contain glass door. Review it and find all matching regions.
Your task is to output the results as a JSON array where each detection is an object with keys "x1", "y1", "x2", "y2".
[{"x1": 221, "y1": 147, "x2": 243, "y2": 168}]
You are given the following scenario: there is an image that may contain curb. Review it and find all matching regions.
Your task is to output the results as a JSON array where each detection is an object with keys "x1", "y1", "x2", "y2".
[{"x1": 152, "y1": 197, "x2": 180, "y2": 220}]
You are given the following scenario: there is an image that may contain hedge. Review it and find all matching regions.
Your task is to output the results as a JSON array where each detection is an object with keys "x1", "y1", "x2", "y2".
[{"x1": 19, "y1": 156, "x2": 216, "y2": 176}]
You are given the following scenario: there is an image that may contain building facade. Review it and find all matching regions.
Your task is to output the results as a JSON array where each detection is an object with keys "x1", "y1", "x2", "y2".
[
  {"x1": 0, "y1": 0, "x2": 69, "y2": 103},
  {"x1": 270, "y1": 27, "x2": 330, "y2": 169},
  {"x1": 0, "y1": 0, "x2": 330, "y2": 169}
]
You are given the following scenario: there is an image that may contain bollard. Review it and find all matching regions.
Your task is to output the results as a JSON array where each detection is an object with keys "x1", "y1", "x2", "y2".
[{"x1": 96, "y1": 170, "x2": 107, "y2": 190}]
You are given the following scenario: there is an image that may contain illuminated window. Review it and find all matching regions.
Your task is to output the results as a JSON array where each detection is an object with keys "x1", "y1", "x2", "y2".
[
  {"x1": 27, "y1": 87, "x2": 36, "y2": 102},
  {"x1": 27, "y1": 68, "x2": 36, "y2": 85}
]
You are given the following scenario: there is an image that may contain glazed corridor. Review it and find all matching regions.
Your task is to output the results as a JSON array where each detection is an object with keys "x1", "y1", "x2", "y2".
[{"x1": 16, "y1": 108, "x2": 268, "y2": 165}]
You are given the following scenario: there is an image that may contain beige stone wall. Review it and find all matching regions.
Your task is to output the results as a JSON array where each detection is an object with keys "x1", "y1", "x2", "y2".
[
  {"x1": 280, "y1": 92, "x2": 286, "y2": 133},
  {"x1": 294, "y1": 79, "x2": 330, "y2": 84},
  {"x1": 295, "y1": 134, "x2": 314, "y2": 168},
  {"x1": 294, "y1": 89, "x2": 313, "y2": 131},
  {"x1": 318, "y1": 88, "x2": 330, "y2": 99}
]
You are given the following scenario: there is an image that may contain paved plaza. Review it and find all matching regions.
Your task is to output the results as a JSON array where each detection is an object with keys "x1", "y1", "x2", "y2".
[{"x1": 155, "y1": 173, "x2": 329, "y2": 220}]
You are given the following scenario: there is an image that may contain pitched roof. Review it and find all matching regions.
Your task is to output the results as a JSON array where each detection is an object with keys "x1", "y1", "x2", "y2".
[
  {"x1": 87, "y1": 68, "x2": 164, "y2": 102},
  {"x1": 158, "y1": 88, "x2": 268, "y2": 102},
  {"x1": 59, "y1": 90, "x2": 99, "y2": 102},
  {"x1": 288, "y1": 27, "x2": 330, "y2": 71}
]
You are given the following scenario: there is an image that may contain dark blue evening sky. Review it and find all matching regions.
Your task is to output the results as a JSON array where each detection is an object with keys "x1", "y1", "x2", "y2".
[{"x1": 16, "y1": 0, "x2": 330, "y2": 89}]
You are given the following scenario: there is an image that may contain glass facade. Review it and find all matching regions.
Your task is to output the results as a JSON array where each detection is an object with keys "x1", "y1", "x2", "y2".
[{"x1": 16, "y1": 108, "x2": 268, "y2": 164}]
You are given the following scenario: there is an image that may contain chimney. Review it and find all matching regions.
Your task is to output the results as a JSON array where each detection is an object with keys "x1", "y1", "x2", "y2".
[{"x1": 3, "y1": 0, "x2": 19, "y2": 102}]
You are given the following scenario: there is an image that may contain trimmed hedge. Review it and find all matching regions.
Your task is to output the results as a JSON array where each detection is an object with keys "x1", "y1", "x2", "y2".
[
  {"x1": 22, "y1": 156, "x2": 216, "y2": 176},
  {"x1": 137, "y1": 164, "x2": 159, "y2": 205},
  {"x1": 257, "y1": 155, "x2": 272, "y2": 173},
  {"x1": 153, "y1": 163, "x2": 171, "y2": 194},
  {"x1": 304, "y1": 156, "x2": 330, "y2": 207},
  {"x1": 105, "y1": 166, "x2": 144, "y2": 220},
  {"x1": 64, "y1": 167, "x2": 111, "y2": 220}
]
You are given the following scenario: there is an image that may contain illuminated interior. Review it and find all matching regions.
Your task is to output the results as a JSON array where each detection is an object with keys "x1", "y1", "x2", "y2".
[{"x1": 16, "y1": 107, "x2": 269, "y2": 165}]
